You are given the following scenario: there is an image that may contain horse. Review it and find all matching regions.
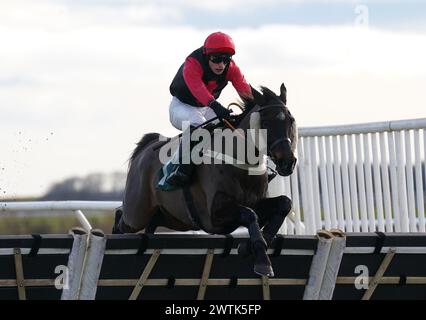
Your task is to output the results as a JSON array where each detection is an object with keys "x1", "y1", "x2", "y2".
[{"x1": 114, "y1": 83, "x2": 298, "y2": 277}]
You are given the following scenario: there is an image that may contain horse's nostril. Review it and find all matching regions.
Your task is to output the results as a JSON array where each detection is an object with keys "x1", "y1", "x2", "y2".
[{"x1": 274, "y1": 158, "x2": 297, "y2": 176}]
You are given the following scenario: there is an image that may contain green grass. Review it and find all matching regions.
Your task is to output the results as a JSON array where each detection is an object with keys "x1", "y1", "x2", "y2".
[{"x1": 0, "y1": 214, "x2": 115, "y2": 235}]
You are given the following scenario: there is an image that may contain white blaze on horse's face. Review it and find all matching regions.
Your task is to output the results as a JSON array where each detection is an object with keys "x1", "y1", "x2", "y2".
[{"x1": 276, "y1": 112, "x2": 286, "y2": 121}]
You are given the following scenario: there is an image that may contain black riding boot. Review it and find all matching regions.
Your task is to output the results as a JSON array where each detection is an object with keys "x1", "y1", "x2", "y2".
[
  {"x1": 164, "y1": 150, "x2": 194, "y2": 186},
  {"x1": 164, "y1": 123, "x2": 217, "y2": 187},
  {"x1": 165, "y1": 126, "x2": 195, "y2": 187}
]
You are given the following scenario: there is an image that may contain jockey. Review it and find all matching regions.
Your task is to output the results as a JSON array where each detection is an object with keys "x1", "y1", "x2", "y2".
[{"x1": 165, "y1": 31, "x2": 253, "y2": 187}]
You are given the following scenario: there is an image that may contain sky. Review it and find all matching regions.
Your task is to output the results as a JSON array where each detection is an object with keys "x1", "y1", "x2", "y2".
[{"x1": 1, "y1": 0, "x2": 425, "y2": 198}]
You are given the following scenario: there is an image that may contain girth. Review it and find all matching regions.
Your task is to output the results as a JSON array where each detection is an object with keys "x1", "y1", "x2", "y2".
[{"x1": 182, "y1": 185, "x2": 204, "y2": 231}]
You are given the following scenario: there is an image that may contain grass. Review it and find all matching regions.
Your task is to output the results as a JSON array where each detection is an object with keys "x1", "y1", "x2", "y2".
[{"x1": 0, "y1": 214, "x2": 115, "y2": 235}]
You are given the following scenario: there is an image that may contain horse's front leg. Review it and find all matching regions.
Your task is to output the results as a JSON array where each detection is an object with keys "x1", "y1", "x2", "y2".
[
  {"x1": 237, "y1": 196, "x2": 292, "y2": 257},
  {"x1": 239, "y1": 205, "x2": 274, "y2": 277},
  {"x1": 256, "y1": 195, "x2": 292, "y2": 246}
]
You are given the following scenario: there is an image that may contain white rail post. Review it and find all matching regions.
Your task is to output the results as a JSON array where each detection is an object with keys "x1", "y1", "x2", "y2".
[
  {"x1": 395, "y1": 131, "x2": 410, "y2": 232},
  {"x1": 404, "y1": 130, "x2": 417, "y2": 232},
  {"x1": 332, "y1": 136, "x2": 345, "y2": 231},
  {"x1": 380, "y1": 132, "x2": 394, "y2": 232},
  {"x1": 303, "y1": 137, "x2": 318, "y2": 233},
  {"x1": 308, "y1": 137, "x2": 322, "y2": 231},
  {"x1": 318, "y1": 136, "x2": 331, "y2": 230},
  {"x1": 388, "y1": 132, "x2": 401, "y2": 232},
  {"x1": 355, "y1": 134, "x2": 368, "y2": 231},
  {"x1": 284, "y1": 177, "x2": 294, "y2": 235},
  {"x1": 371, "y1": 132, "x2": 385, "y2": 232},
  {"x1": 423, "y1": 129, "x2": 426, "y2": 231},
  {"x1": 280, "y1": 176, "x2": 288, "y2": 235},
  {"x1": 340, "y1": 135, "x2": 353, "y2": 232},
  {"x1": 414, "y1": 130, "x2": 425, "y2": 232},
  {"x1": 290, "y1": 167, "x2": 304, "y2": 234},
  {"x1": 348, "y1": 135, "x2": 360, "y2": 232},
  {"x1": 363, "y1": 133, "x2": 376, "y2": 231},
  {"x1": 298, "y1": 138, "x2": 315, "y2": 234},
  {"x1": 325, "y1": 136, "x2": 338, "y2": 228}
]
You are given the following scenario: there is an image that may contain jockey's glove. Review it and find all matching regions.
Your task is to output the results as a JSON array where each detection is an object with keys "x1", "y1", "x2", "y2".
[{"x1": 208, "y1": 100, "x2": 231, "y2": 121}]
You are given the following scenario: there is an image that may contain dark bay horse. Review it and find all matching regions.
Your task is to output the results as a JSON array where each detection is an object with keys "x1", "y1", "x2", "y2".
[{"x1": 114, "y1": 83, "x2": 298, "y2": 277}]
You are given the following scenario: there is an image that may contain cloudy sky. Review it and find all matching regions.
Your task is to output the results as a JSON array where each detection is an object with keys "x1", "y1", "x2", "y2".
[{"x1": 1, "y1": 0, "x2": 425, "y2": 198}]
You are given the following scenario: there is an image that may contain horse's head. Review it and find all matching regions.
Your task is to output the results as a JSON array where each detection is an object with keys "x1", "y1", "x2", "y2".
[{"x1": 249, "y1": 83, "x2": 298, "y2": 176}]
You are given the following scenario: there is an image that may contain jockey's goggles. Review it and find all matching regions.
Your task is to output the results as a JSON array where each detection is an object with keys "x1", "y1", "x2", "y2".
[{"x1": 209, "y1": 54, "x2": 232, "y2": 64}]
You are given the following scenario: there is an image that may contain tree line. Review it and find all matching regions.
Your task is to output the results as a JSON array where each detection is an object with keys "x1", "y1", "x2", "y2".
[{"x1": 41, "y1": 171, "x2": 126, "y2": 200}]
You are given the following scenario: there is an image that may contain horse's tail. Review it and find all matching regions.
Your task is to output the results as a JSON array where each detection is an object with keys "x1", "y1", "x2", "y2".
[{"x1": 129, "y1": 132, "x2": 161, "y2": 164}]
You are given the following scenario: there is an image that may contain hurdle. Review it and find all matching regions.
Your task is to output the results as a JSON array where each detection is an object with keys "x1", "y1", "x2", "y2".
[{"x1": 1, "y1": 231, "x2": 425, "y2": 300}]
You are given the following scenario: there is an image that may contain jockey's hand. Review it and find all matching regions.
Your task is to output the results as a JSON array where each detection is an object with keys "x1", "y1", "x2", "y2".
[{"x1": 208, "y1": 100, "x2": 231, "y2": 121}]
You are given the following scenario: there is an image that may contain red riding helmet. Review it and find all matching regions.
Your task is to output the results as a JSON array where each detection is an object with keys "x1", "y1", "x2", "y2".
[{"x1": 203, "y1": 32, "x2": 235, "y2": 55}]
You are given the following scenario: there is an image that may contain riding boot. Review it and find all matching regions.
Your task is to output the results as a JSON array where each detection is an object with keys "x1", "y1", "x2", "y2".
[
  {"x1": 165, "y1": 123, "x2": 217, "y2": 187},
  {"x1": 165, "y1": 126, "x2": 195, "y2": 187}
]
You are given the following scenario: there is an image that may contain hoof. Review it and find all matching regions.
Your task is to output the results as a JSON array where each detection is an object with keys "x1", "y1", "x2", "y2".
[
  {"x1": 254, "y1": 264, "x2": 274, "y2": 278},
  {"x1": 237, "y1": 240, "x2": 252, "y2": 257}
]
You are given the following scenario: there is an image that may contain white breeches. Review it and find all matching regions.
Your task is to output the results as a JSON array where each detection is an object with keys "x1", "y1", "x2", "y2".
[{"x1": 169, "y1": 96, "x2": 217, "y2": 130}]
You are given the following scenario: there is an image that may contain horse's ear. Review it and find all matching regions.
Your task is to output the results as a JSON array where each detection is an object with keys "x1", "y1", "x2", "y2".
[
  {"x1": 280, "y1": 83, "x2": 287, "y2": 105},
  {"x1": 250, "y1": 85, "x2": 265, "y2": 105}
]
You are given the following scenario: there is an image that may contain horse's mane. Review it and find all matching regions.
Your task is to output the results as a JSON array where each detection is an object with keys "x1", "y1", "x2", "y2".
[
  {"x1": 130, "y1": 132, "x2": 161, "y2": 164},
  {"x1": 233, "y1": 86, "x2": 284, "y2": 125}
]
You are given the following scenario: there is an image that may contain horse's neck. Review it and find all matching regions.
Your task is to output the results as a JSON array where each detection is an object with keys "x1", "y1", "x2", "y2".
[
  {"x1": 237, "y1": 105, "x2": 260, "y2": 132},
  {"x1": 205, "y1": 105, "x2": 268, "y2": 174},
  {"x1": 225, "y1": 105, "x2": 268, "y2": 191}
]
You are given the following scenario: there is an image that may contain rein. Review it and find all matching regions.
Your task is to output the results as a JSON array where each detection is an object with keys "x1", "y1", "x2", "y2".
[
  {"x1": 205, "y1": 103, "x2": 288, "y2": 173},
  {"x1": 224, "y1": 102, "x2": 289, "y2": 154}
]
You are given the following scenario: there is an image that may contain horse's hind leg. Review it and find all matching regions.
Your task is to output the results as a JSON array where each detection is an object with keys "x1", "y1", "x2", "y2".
[
  {"x1": 112, "y1": 206, "x2": 140, "y2": 234},
  {"x1": 256, "y1": 196, "x2": 292, "y2": 245},
  {"x1": 145, "y1": 207, "x2": 164, "y2": 234},
  {"x1": 239, "y1": 205, "x2": 274, "y2": 277}
]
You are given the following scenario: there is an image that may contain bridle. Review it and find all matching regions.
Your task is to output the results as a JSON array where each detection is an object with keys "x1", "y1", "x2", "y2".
[
  {"x1": 256, "y1": 104, "x2": 293, "y2": 157},
  {"x1": 223, "y1": 103, "x2": 294, "y2": 155}
]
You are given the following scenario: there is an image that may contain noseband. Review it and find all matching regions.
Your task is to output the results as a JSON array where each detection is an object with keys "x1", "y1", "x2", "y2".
[{"x1": 269, "y1": 137, "x2": 292, "y2": 156}]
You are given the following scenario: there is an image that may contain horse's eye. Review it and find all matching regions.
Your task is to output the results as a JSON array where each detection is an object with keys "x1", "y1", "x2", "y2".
[{"x1": 262, "y1": 120, "x2": 268, "y2": 127}]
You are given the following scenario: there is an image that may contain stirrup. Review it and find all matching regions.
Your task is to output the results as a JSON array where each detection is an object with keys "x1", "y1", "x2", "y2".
[{"x1": 165, "y1": 166, "x2": 191, "y2": 186}]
